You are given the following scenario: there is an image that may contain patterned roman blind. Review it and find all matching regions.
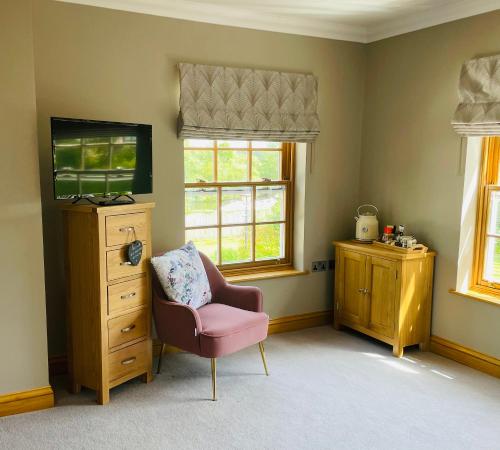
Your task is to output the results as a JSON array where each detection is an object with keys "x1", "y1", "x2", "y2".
[
  {"x1": 178, "y1": 63, "x2": 320, "y2": 142},
  {"x1": 452, "y1": 55, "x2": 500, "y2": 136}
]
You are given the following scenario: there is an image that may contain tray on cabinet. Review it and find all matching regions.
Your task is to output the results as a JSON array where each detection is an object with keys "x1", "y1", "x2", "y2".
[{"x1": 371, "y1": 241, "x2": 428, "y2": 254}]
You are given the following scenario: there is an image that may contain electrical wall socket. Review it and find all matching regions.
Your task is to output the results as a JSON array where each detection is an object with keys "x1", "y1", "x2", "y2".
[{"x1": 312, "y1": 260, "x2": 328, "y2": 272}]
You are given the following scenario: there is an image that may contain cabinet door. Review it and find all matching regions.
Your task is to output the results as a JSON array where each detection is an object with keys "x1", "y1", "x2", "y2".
[
  {"x1": 337, "y1": 250, "x2": 366, "y2": 327},
  {"x1": 366, "y1": 256, "x2": 397, "y2": 338}
]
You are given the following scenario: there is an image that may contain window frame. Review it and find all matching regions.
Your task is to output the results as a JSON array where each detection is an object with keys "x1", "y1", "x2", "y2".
[
  {"x1": 184, "y1": 140, "x2": 295, "y2": 276},
  {"x1": 472, "y1": 136, "x2": 500, "y2": 293}
]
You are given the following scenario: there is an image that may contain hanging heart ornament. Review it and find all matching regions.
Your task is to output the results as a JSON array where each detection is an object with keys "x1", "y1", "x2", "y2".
[{"x1": 127, "y1": 240, "x2": 143, "y2": 266}]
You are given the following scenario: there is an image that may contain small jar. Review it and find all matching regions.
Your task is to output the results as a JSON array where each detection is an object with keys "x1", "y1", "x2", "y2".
[{"x1": 381, "y1": 225, "x2": 394, "y2": 243}]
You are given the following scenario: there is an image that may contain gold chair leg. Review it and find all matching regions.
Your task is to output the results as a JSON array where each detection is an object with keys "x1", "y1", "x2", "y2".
[
  {"x1": 157, "y1": 343, "x2": 165, "y2": 374},
  {"x1": 259, "y1": 341, "x2": 269, "y2": 376},
  {"x1": 211, "y1": 358, "x2": 217, "y2": 401}
]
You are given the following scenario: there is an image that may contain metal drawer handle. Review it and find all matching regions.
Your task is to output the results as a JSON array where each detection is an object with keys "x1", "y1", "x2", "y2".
[
  {"x1": 121, "y1": 357, "x2": 136, "y2": 365},
  {"x1": 119, "y1": 226, "x2": 134, "y2": 232},
  {"x1": 121, "y1": 292, "x2": 136, "y2": 300},
  {"x1": 358, "y1": 288, "x2": 364, "y2": 293},
  {"x1": 121, "y1": 324, "x2": 136, "y2": 333},
  {"x1": 120, "y1": 261, "x2": 132, "y2": 266}
]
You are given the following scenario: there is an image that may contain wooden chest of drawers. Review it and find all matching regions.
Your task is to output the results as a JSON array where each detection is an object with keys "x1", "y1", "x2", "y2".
[{"x1": 63, "y1": 202, "x2": 155, "y2": 404}]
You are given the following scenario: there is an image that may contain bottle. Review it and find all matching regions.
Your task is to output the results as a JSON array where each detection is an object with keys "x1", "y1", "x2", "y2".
[{"x1": 381, "y1": 225, "x2": 393, "y2": 243}]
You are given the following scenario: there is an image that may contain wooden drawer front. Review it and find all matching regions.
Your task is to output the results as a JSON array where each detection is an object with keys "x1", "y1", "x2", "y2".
[
  {"x1": 106, "y1": 213, "x2": 147, "y2": 247},
  {"x1": 106, "y1": 246, "x2": 148, "y2": 281},
  {"x1": 108, "y1": 309, "x2": 148, "y2": 349},
  {"x1": 108, "y1": 341, "x2": 149, "y2": 382},
  {"x1": 108, "y1": 277, "x2": 147, "y2": 315}
]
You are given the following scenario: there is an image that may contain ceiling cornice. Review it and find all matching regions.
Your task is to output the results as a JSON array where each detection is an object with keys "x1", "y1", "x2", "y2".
[
  {"x1": 367, "y1": 0, "x2": 500, "y2": 42},
  {"x1": 57, "y1": 0, "x2": 499, "y2": 44}
]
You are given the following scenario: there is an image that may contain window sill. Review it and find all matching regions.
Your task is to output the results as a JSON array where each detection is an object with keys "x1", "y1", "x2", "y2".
[
  {"x1": 224, "y1": 268, "x2": 308, "y2": 283},
  {"x1": 449, "y1": 288, "x2": 500, "y2": 307}
]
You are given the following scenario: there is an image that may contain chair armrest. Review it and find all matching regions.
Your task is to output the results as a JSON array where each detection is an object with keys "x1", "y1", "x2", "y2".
[
  {"x1": 214, "y1": 283, "x2": 263, "y2": 313},
  {"x1": 153, "y1": 298, "x2": 203, "y2": 353}
]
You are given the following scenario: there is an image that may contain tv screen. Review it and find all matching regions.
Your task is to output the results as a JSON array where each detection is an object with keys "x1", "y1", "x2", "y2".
[{"x1": 51, "y1": 117, "x2": 152, "y2": 199}]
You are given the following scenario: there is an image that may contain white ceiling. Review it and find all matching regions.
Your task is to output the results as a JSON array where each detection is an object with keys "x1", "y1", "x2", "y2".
[{"x1": 58, "y1": 0, "x2": 500, "y2": 42}]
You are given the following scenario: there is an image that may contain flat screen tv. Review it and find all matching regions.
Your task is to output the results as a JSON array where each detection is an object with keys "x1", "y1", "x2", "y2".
[{"x1": 51, "y1": 117, "x2": 152, "y2": 202}]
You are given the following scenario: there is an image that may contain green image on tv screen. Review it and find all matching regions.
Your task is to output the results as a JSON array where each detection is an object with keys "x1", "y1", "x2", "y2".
[{"x1": 51, "y1": 118, "x2": 152, "y2": 199}]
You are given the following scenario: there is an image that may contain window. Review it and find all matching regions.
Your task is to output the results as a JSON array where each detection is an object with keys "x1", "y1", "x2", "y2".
[
  {"x1": 184, "y1": 139, "x2": 295, "y2": 274},
  {"x1": 473, "y1": 136, "x2": 500, "y2": 292}
]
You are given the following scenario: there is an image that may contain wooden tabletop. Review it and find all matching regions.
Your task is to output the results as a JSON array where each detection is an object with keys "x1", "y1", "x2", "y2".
[
  {"x1": 61, "y1": 201, "x2": 155, "y2": 214},
  {"x1": 333, "y1": 240, "x2": 436, "y2": 260}
]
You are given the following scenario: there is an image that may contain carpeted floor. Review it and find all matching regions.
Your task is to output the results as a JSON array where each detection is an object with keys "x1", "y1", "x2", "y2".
[{"x1": 1, "y1": 327, "x2": 499, "y2": 450}]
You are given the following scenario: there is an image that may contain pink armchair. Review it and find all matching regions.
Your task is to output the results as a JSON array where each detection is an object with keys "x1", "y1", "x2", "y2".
[{"x1": 152, "y1": 252, "x2": 269, "y2": 400}]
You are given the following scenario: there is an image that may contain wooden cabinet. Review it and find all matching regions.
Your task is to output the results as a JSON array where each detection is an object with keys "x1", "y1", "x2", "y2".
[
  {"x1": 63, "y1": 202, "x2": 155, "y2": 404},
  {"x1": 333, "y1": 241, "x2": 435, "y2": 357}
]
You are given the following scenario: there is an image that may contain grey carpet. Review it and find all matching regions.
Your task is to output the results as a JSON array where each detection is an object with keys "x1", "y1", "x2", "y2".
[{"x1": 1, "y1": 327, "x2": 499, "y2": 450}]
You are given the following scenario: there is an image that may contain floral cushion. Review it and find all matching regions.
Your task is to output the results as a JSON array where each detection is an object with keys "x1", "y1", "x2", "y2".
[{"x1": 151, "y1": 241, "x2": 212, "y2": 309}]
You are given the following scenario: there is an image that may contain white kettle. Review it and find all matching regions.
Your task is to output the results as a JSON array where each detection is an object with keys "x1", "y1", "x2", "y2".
[{"x1": 355, "y1": 204, "x2": 379, "y2": 241}]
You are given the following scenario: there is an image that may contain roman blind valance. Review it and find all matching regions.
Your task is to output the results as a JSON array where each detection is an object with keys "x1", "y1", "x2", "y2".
[
  {"x1": 452, "y1": 54, "x2": 500, "y2": 136},
  {"x1": 177, "y1": 63, "x2": 320, "y2": 142}
]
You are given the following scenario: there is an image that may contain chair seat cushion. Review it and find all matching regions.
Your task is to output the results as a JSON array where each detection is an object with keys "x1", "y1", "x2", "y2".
[{"x1": 197, "y1": 303, "x2": 269, "y2": 358}]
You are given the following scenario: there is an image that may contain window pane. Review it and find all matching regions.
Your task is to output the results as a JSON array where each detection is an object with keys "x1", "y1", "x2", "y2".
[
  {"x1": 111, "y1": 136, "x2": 136, "y2": 144},
  {"x1": 107, "y1": 173, "x2": 133, "y2": 194},
  {"x1": 54, "y1": 146, "x2": 82, "y2": 170},
  {"x1": 184, "y1": 150, "x2": 214, "y2": 183},
  {"x1": 84, "y1": 137, "x2": 109, "y2": 145},
  {"x1": 483, "y1": 237, "x2": 500, "y2": 282},
  {"x1": 185, "y1": 188, "x2": 217, "y2": 227},
  {"x1": 217, "y1": 140, "x2": 248, "y2": 148},
  {"x1": 256, "y1": 223, "x2": 284, "y2": 260},
  {"x1": 81, "y1": 175, "x2": 106, "y2": 195},
  {"x1": 256, "y1": 186, "x2": 285, "y2": 222},
  {"x1": 487, "y1": 191, "x2": 500, "y2": 235},
  {"x1": 218, "y1": 150, "x2": 248, "y2": 182},
  {"x1": 221, "y1": 187, "x2": 252, "y2": 224},
  {"x1": 186, "y1": 228, "x2": 218, "y2": 263},
  {"x1": 252, "y1": 141, "x2": 281, "y2": 149},
  {"x1": 84, "y1": 145, "x2": 109, "y2": 169},
  {"x1": 221, "y1": 226, "x2": 252, "y2": 264},
  {"x1": 252, "y1": 151, "x2": 281, "y2": 181},
  {"x1": 111, "y1": 144, "x2": 136, "y2": 169},
  {"x1": 184, "y1": 139, "x2": 214, "y2": 148}
]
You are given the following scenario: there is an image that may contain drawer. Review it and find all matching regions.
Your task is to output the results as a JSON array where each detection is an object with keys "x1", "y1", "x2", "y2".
[
  {"x1": 108, "y1": 340, "x2": 149, "y2": 382},
  {"x1": 106, "y1": 213, "x2": 147, "y2": 247},
  {"x1": 108, "y1": 277, "x2": 148, "y2": 315},
  {"x1": 106, "y1": 245, "x2": 148, "y2": 281},
  {"x1": 108, "y1": 309, "x2": 148, "y2": 349}
]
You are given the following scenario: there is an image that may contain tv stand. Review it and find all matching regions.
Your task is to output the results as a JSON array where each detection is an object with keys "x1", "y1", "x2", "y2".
[
  {"x1": 98, "y1": 195, "x2": 136, "y2": 206},
  {"x1": 72, "y1": 196, "x2": 99, "y2": 205},
  {"x1": 71, "y1": 195, "x2": 135, "y2": 206}
]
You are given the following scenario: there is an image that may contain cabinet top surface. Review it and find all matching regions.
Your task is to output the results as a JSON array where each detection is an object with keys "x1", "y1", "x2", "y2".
[
  {"x1": 61, "y1": 202, "x2": 155, "y2": 215},
  {"x1": 333, "y1": 240, "x2": 436, "y2": 260}
]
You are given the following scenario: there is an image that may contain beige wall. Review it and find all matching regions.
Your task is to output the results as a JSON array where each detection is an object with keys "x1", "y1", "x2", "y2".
[
  {"x1": 30, "y1": 1, "x2": 499, "y2": 361},
  {"x1": 32, "y1": 1, "x2": 366, "y2": 356},
  {"x1": 0, "y1": 0, "x2": 49, "y2": 394},
  {"x1": 360, "y1": 11, "x2": 500, "y2": 358}
]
